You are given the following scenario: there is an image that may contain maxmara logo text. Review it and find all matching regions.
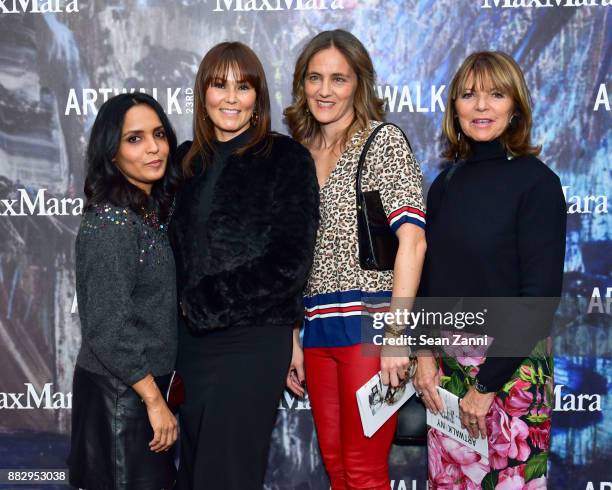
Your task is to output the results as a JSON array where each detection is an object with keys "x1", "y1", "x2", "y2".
[
  {"x1": 213, "y1": 0, "x2": 344, "y2": 11},
  {"x1": 65, "y1": 87, "x2": 194, "y2": 116},
  {"x1": 0, "y1": 384, "x2": 71, "y2": 410},
  {"x1": 563, "y1": 186, "x2": 609, "y2": 214},
  {"x1": 0, "y1": 0, "x2": 78, "y2": 13},
  {"x1": 1, "y1": 189, "x2": 83, "y2": 217},
  {"x1": 482, "y1": 0, "x2": 611, "y2": 7}
]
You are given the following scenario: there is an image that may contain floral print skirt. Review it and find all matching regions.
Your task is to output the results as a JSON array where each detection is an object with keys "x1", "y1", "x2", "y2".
[{"x1": 427, "y1": 338, "x2": 553, "y2": 489}]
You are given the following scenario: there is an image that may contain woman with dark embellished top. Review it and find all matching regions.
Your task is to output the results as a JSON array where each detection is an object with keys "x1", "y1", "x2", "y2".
[
  {"x1": 67, "y1": 93, "x2": 181, "y2": 490},
  {"x1": 170, "y1": 42, "x2": 319, "y2": 490},
  {"x1": 413, "y1": 52, "x2": 566, "y2": 488}
]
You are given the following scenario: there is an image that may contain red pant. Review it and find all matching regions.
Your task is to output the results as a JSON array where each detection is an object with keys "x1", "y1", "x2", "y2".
[{"x1": 304, "y1": 345, "x2": 397, "y2": 490}]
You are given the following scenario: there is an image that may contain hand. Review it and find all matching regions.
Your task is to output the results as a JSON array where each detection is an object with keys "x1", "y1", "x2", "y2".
[
  {"x1": 413, "y1": 353, "x2": 444, "y2": 414},
  {"x1": 145, "y1": 396, "x2": 178, "y2": 452},
  {"x1": 132, "y1": 375, "x2": 178, "y2": 452},
  {"x1": 459, "y1": 386, "x2": 495, "y2": 439},
  {"x1": 286, "y1": 328, "x2": 305, "y2": 397},
  {"x1": 380, "y1": 344, "x2": 410, "y2": 388}
]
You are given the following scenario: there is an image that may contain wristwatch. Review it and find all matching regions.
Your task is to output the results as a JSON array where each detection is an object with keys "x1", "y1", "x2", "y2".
[{"x1": 473, "y1": 377, "x2": 490, "y2": 394}]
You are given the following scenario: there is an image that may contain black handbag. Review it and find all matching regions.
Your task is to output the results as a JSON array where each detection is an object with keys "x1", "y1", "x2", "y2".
[
  {"x1": 394, "y1": 395, "x2": 428, "y2": 445},
  {"x1": 356, "y1": 123, "x2": 412, "y2": 271}
]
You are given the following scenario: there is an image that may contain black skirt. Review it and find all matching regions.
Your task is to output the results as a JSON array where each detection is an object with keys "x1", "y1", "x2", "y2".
[{"x1": 68, "y1": 366, "x2": 176, "y2": 490}]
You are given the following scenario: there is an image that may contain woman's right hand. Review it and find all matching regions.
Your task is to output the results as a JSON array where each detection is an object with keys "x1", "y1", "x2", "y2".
[
  {"x1": 144, "y1": 397, "x2": 178, "y2": 452},
  {"x1": 413, "y1": 352, "x2": 444, "y2": 415},
  {"x1": 286, "y1": 326, "x2": 305, "y2": 397}
]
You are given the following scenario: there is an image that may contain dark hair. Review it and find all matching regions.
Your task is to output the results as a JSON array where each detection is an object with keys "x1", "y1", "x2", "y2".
[
  {"x1": 284, "y1": 29, "x2": 385, "y2": 149},
  {"x1": 183, "y1": 42, "x2": 272, "y2": 177},
  {"x1": 84, "y1": 93, "x2": 180, "y2": 221},
  {"x1": 442, "y1": 51, "x2": 540, "y2": 160}
]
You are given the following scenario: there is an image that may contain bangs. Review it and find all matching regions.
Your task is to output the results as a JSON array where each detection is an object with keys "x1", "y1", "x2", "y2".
[
  {"x1": 453, "y1": 56, "x2": 515, "y2": 98},
  {"x1": 205, "y1": 51, "x2": 260, "y2": 88}
]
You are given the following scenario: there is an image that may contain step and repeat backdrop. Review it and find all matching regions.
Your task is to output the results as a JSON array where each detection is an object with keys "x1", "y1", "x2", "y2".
[{"x1": 0, "y1": 0, "x2": 610, "y2": 488}]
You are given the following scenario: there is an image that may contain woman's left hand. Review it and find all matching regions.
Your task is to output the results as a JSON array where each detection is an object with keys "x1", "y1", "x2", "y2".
[
  {"x1": 286, "y1": 325, "x2": 305, "y2": 397},
  {"x1": 459, "y1": 386, "x2": 495, "y2": 439},
  {"x1": 380, "y1": 345, "x2": 411, "y2": 387}
]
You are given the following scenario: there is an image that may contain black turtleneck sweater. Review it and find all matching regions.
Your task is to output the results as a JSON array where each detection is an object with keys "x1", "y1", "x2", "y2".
[
  {"x1": 419, "y1": 139, "x2": 566, "y2": 391},
  {"x1": 188, "y1": 127, "x2": 254, "y2": 229}
]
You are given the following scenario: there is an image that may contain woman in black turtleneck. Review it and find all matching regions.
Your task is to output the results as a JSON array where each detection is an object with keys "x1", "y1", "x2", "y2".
[
  {"x1": 413, "y1": 52, "x2": 566, "y2": 488},
  {"x1": 170, "y1": 42, "x2": 318, "y2": 490}
]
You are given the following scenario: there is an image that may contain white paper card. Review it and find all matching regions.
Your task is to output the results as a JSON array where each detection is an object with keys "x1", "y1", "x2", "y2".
[
  {"x1": 426, "y1": 387, "x2": 489, "y2": 460},
  {"x1": 356, "y1": 372, "x2": 416, "y2": 438}
]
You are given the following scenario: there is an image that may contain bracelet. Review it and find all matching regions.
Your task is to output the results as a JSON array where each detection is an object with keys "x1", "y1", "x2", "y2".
[
  {"x1": 383, "y1": 324, "x2": 405, "y2": 337},
  {"x1": 473, "y1": 377, "x2": 490, "y2": 394}
]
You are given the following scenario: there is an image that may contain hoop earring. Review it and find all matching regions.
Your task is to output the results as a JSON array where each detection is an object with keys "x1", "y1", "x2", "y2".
[{"x1": 251, "y1": 111, "x2": 259, "y2": 126}]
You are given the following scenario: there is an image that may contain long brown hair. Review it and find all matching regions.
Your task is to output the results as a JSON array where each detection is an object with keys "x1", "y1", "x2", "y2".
[
  {"x1": 284, "y1": 30, "x2": 384, "y2": 149},
  {"x1": 442, "y1": 51, "x2": 540, "y2": 160},
  {"x1": 183, "y1": 42, "x2": 272, "y2": 176}
]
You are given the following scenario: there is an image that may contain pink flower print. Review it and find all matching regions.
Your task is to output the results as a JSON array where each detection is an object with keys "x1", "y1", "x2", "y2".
[
  {"x1": 505, "y1": 379, "x2": 534, "y2": 417},
  {"x1": 528, "y1": 419, "x2": 551, "y2": 450},
  {"x1": 487, "y1": 398, "x2": 512, "y2": 470},
  {"x1": 519, "y1": 365, "x2": 536, "y2": 382},
  {"x1": 428, "y1": 429, "x2": 464, "y2": 488},
  {"x1": 428, "y1": 428, "x2": 489, "y2": 488},
  {"x1": 456, "y1": 356, "x2": 486, "y2": 368},
  {"x1": 525, "y1": 476, "x2": 547, "y2": 489},
  {"x1": 440, "y1": 437, "x2": 489, "y2": 485},
  {"x1": 527, "y1": 386, "x2": 550, "y2": 419},
  {"x1": 495, "y1": 465, "x2": 525, "y2": 489},
  {"x1": 508, "y1": 417, "x2": 531, "y2": 461},
  {"x1": 440, "y1": 330, "x2": 487, "y2": 364}
]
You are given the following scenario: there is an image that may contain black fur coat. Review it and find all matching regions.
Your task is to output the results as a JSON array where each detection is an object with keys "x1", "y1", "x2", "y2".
[{"x1": 170, "y1": 133, "x2": 319, "y2": 332}]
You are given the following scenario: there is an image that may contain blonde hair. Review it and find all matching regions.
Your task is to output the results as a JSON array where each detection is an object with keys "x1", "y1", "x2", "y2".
[
  {"x1": 284, "y1": 30, "x2": 384, "y2": 149},
  {"x1": 442, "y1": 51, "x2": 540, "y2": 160}
]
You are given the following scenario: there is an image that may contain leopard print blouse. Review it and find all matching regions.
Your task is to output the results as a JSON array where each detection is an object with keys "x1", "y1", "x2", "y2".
[{"x1": 303, "y1": 121, "x2": 426, "y2": 348}]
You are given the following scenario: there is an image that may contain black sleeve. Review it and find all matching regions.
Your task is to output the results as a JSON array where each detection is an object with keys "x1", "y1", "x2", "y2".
[
  {"x1": 184, "y1": 143, "x2": 319, "y2": 324},
  {"x1": 77, "y1": 216, "x2": 150, "y2": 386},
  {"x1": 411, "y1": 169, "x2": 452, "y2": 350},
  {"x1": 476, "y1": 172, "x2": 567, "y2": 391}
]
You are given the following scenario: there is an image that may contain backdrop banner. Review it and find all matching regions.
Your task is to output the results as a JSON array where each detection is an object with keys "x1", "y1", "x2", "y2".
[{"x1": 0, "y1": 1, "x2": 610, "y2": 489}]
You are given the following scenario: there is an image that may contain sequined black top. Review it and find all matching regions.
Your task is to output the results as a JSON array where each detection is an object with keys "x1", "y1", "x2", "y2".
[{"x1": 75, "y1": 202, "x2": 177, "y2": 385}]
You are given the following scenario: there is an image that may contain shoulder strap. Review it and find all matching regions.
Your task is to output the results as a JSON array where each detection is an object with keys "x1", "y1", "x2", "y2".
[{"x1": 356, "y1": 123, "x2": 413, "y2": 196}]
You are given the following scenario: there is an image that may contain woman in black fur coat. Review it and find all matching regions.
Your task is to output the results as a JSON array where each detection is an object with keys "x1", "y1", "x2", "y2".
[{"x1": 170, "y1": 42, "x2": 319, "y2": 490}]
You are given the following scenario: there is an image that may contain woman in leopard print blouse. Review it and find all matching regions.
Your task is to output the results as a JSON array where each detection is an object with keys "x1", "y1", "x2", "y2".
[{"x1": 284, "y1": 30, "x2": 427, "y2": 490}]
